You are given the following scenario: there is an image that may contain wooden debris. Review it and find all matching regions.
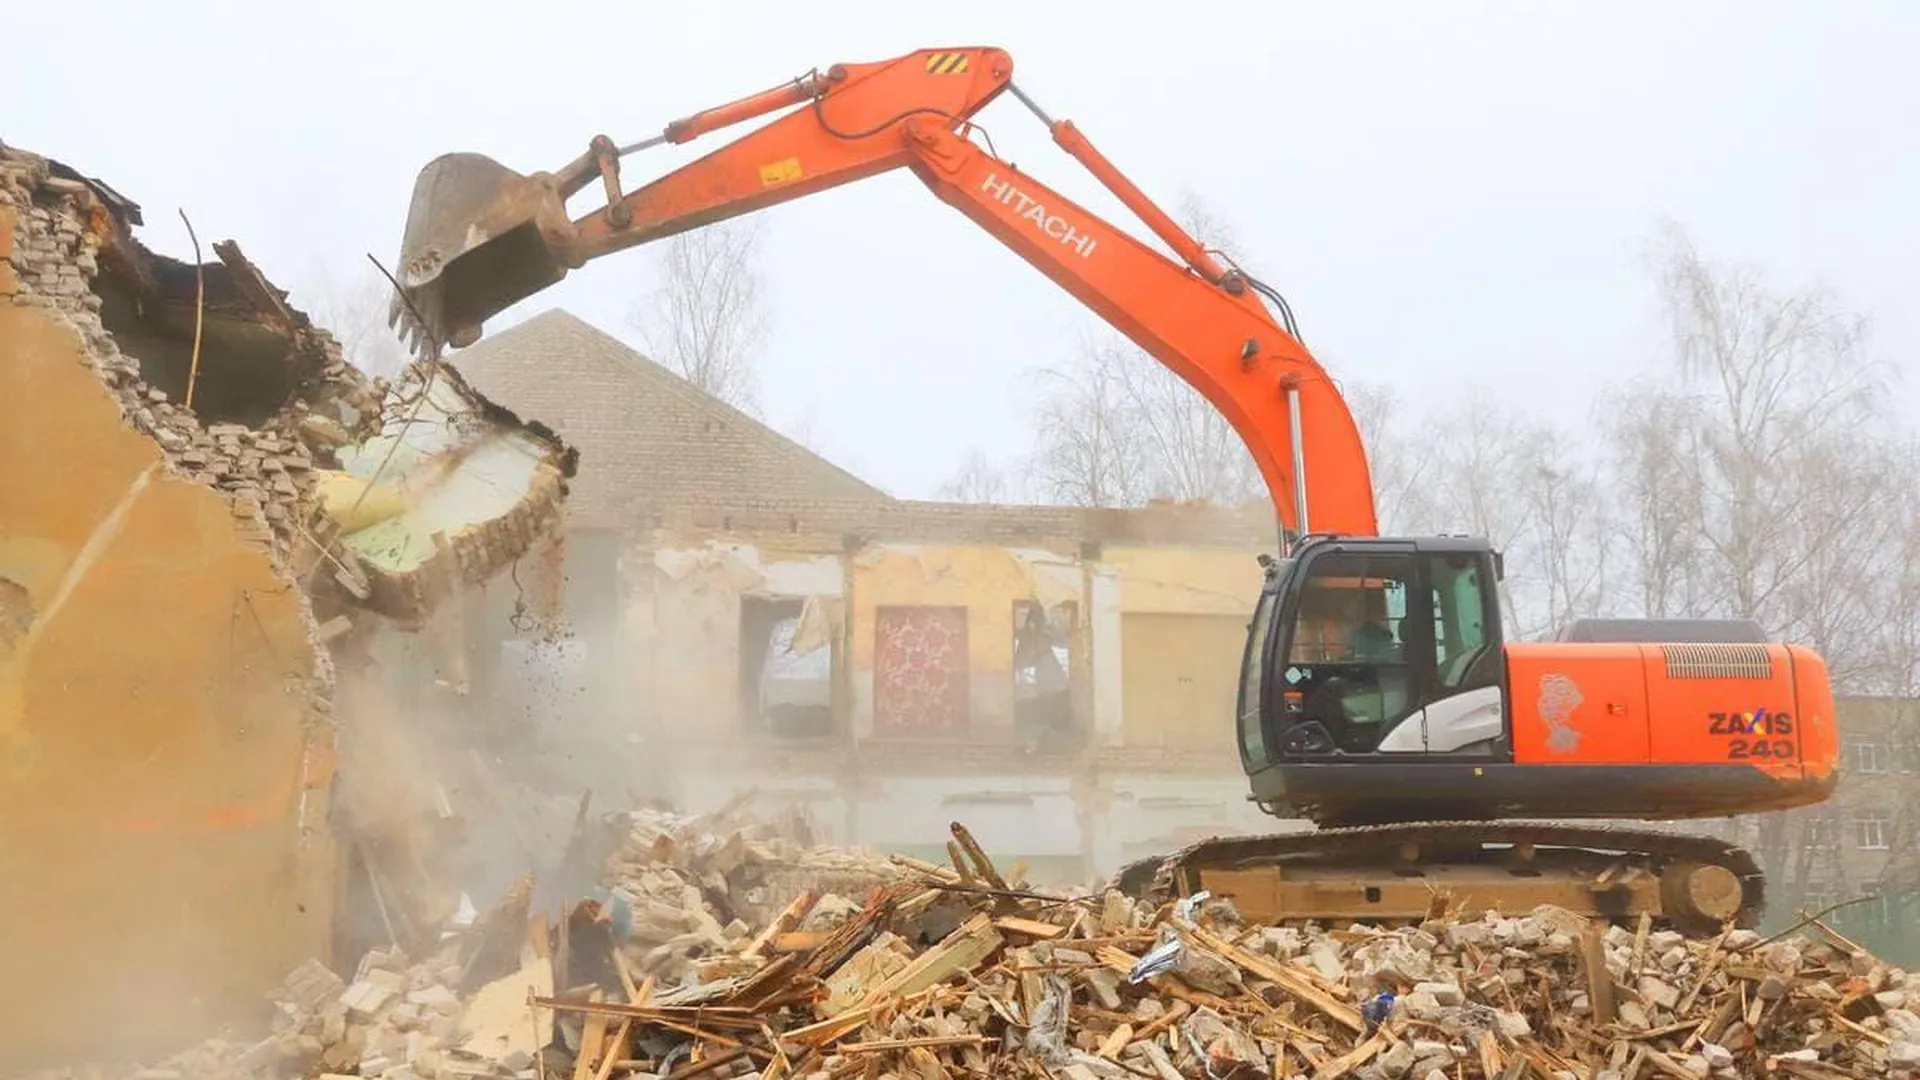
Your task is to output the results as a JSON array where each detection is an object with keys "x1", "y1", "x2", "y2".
[{"x1": 42, "y1": 802, "x2": 1920, "y2": 1080}]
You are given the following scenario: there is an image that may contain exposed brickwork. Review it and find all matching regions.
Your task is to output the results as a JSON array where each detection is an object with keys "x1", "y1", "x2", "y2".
[
  {"x1": 2, "y1": 141, "x2": 576, "y2": 649},
  {"x1": 446, "y1": 308, "x2": 1284, "y2": 549},
  {"x1": 0, "y1": 204, "x2": 15, "y2": 297},
  {"x1": 0, "y1": 147, "x2": 385, "y2": 580},
  {"x1": 640, "y1": 496, "x2": 1278, "y2": 550},
  {"x1": 449, "y1": 310, "x2": 890, "y2": 528}
]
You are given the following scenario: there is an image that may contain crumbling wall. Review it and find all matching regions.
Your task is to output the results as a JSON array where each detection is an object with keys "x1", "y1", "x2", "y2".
[
  {"x1": 0, "y1": 152, "x2": 341, "y2": 1069},
  {"x1": 0, "y1": 142, "x2": 575, "y2": 1070}
]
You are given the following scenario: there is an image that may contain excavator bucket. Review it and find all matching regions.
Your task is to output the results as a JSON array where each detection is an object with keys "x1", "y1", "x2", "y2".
[{"x1": 388, "y1": 152, "x2": 574, "y2": 357}]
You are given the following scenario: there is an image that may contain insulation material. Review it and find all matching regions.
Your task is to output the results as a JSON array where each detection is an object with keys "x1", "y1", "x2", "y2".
[{"x1": 330, "y1": 360, "x2": 574, "y2": 626}]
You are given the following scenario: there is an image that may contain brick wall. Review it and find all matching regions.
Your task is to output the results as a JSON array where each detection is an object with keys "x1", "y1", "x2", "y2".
[
  {"x1": 637, "y1": 496, "x2": 1280, "y2": 550},
  {"x1": 450, "y1": 310, "x2": 888, "y2": 528}
]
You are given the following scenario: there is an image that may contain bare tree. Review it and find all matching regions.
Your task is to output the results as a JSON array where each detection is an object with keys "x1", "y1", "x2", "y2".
[
  {"x1": 937, "y1": 451, "x2": 1015, "y2": 504},
  {"x1": 1597, "y1": 381, "x2": 1710, "y2": 619},
  {"x1": 1345, "y1": 378, "x2": 1438, "y2": 536},
  {"x1": 297, "y1": 260, "x2": 409, "y2": 379},
  {"x1": 1610, "y1": 220, "x2": 1899, "y2": 895},
  {"x1": 1869, "y1": 448, "x2": 1920, "y2": 698},
  {"x1": 777, "y1": 398, "x2": 827, "y2": 456},
  {"x1": 1175, "y1": 187, "x2": 1246, "y2": 265},
  {"x1": 1023, "y1": 191, "x2": 1270, "y2": 509},
  {"x1": 1644, "y1": 219, "x2": 1886, "y2": 625},
  {"x1": 629, "y1": 218, "x2": 769, "y2": 414},
  {"x1": 1523, "y1": 440, "x2": 1614, "y2": 636},
  {"x1": 1112, "y1": 341, "x2": 1263, "y2": 506},
  {"x1": 1026, "y1": 344, "x2": 1151, "y2": 507}
]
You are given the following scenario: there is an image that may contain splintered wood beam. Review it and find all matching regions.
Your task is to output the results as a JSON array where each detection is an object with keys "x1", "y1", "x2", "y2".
[
  {"x1": 948, "y1": 822, "x2": 1008, "y2": 890},
  {"x1": 1582, "y1": 923, "x2": 1619, "y2": 1025}
]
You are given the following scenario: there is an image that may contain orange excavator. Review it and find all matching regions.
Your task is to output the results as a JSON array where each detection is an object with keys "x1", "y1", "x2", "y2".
[{"x1": 387, "y1": 46, "x2": 1839, "y2": 929}]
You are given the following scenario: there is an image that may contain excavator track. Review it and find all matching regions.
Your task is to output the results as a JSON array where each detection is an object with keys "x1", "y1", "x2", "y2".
[{"x1": 1109, "y1": 820, "x2": 1765, "y2": 934}]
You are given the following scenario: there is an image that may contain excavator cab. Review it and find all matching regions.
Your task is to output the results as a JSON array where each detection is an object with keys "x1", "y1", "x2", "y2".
[{"x1": 1239, "y1": 536, "x2": 1513, "y2": 824}]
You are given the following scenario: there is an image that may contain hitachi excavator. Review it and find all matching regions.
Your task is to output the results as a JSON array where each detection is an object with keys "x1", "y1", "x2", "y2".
[{"x1": 386, "y1": 46, "x2": 1840, "y2": 930}]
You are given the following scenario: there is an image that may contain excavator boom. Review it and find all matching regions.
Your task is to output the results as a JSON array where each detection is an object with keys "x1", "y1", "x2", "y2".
[
  {"x1": 389, "y1": 45, "x2": 1378, "y2": 539},
  {"x1": 388, "y1": 46, "x2": 1838, "y2": 933}
]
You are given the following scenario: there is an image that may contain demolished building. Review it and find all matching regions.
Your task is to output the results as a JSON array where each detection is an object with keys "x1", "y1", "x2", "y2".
[{"x1": 0, "y1": 141, "x2": 576, "y2": 1068}]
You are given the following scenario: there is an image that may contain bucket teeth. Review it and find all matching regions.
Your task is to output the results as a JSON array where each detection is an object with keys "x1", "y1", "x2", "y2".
[
  {"x1": 387, "y1": 298, "x2": 441, "y2": 363},
  {"x1": 386, "y1": 150, "x2": 573, "y2": 363}
]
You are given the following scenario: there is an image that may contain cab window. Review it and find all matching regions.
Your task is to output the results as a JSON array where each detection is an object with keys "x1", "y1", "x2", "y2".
[
  {"x1": 1431, "y1": 556, "x2": 1490, "y2": 689},
  {"x1": 1237, "y1": 586, "x2": 1279, "y2": 764},
  {"x1": 1282, "y1": 551, "x2": 1418, "y2": 751}
]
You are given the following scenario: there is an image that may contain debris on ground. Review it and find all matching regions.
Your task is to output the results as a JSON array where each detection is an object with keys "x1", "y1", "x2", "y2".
[{"x1": 23, "y1": 801, "x2": 1917, "y2": 1080}]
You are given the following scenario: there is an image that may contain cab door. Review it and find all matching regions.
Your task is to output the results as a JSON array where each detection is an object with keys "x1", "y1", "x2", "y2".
[{"x1": 1268, "y1": 543, "x2": 1427, "y2": 756}]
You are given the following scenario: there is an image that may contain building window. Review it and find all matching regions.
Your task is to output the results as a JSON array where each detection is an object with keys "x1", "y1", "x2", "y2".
[
  {"x1": 1852, "y1": 741, "x2": 1886, "y2": 774},
  {"x1": 1855, "y1": 810, "x2": 1892, "y2": 852},
  {"x1": 1893, "y1": 734, "x2": 1920, "y2": 774},
  {"x1": 1802, "y1": 816, "x2": 1837, "y2": 848},
  {"x1": 1013, "y1": 600, "x2": 1079, "y2": 749},
  {"x1": 741, "y1": 596, "x2": 836, "y2": 738}
]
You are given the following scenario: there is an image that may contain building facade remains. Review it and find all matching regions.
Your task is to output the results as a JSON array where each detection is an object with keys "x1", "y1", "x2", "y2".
[{"x1": 441, "y1": 308, "x2": 1919, "y2": 959}]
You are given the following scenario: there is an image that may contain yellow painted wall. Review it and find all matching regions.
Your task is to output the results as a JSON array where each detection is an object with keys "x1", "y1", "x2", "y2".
[
  {"x1": 846, "y1": 543, "x2": 1261, "y2": 739},
  {"x1": 1103, "y1": 545, "x2": 1265, "y2": 615},
  {"x1": 0, "y1": 303, "x2": 335, "y2": 1068},
  {"x1": 850, "y1": 544, "x2": 1078, "y2": 732},
  {"x1": 851, "y1": 544, "x2": 1063, "y2": 675},
  {"x1": 1118, "y1": 612, "x2": 1247, "y2": 750}
]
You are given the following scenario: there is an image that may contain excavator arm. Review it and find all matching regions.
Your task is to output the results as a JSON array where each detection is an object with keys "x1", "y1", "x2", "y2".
[{"x1": 389, "y1": 45, "x2": 1379, "y2": 538}]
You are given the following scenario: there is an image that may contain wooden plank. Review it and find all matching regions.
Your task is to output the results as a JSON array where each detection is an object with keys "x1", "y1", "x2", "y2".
[
  {"x1": 1128, "y1": 1001, "x2": 1190, "y2": 1046},
  {"x1": 948, "y1": 822, "x2": 1008, "y2": 891},
  {"x1": 839, "y1": 1035, "x2": 991, "y2": 1052},
  {"x1": 1628, "y1": 912, "x2": 1653, "y2": 975},
  {"x1": 771, "y1": 931, "x2": 835, "y2": 953},
  {"x1": 742, "y1": 890, "x2": 819, "y2": 959},
  {"x1": 590, "y1": 1020, "x2": 631, "y2": 1080},
  {"x1": 1311, "y1": 1032, "x2": 1386, "y2": 1080},
  {"x1": 867, "y1": 913, "x2": 1004, "y2": 1001},
  {"x1": 1186, "y1": 926, "x2": 1364, "y2": 1034},
  {"x1": 1477, "y1": 1030, "x2": 1505, "y2": 1077},
  {"x1": 569, "y1": 1010, "x2": 609, "y2": 1080},
  {"x1": 1675, "y1": 925, "x2": 1735, "y2": 1014},
  {"x1": 993, "y1": 916, "x2": 1069, "y2": 940},
  {"x1": 819, "y1": 941, "x2": 911, "y2": 1018},
  {"x1": 1582, "y1": 923, "x2": 1619, "y2": 1026}
]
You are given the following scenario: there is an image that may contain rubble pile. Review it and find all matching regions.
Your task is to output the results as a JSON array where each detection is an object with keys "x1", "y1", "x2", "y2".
[
  {"x1": 603, "y1": 801, "x2": 921, "y2": 936},
  {"x1": 28, "y1": 804, "x2": 1917, "y2": 1080}
]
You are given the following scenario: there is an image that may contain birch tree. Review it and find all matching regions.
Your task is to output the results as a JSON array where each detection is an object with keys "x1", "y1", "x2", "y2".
[
  {"x1": 629, "y1": 218, "x2": 770, "y2": 414},
  {"x1": 1023, "y1": 192, "x2": 1268, "y2": 508},
  {"x1": 937, "y1": 450, "x2": 1016, "y2": 504}
]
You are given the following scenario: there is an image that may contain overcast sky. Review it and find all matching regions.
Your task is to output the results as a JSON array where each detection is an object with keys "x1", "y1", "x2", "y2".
[{"x1": 10, "y1": 1, "x2": 1916, "y2": 499}]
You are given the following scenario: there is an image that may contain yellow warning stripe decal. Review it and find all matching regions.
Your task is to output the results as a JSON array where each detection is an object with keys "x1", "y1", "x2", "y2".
[{"x1": 925, "y1": 52, "x2": 971, "y2": 75}]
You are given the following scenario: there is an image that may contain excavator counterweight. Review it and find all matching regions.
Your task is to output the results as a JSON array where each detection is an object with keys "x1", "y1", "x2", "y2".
[{"x1": 387, "y1": 45, "x2": 1841, "y2": 934}]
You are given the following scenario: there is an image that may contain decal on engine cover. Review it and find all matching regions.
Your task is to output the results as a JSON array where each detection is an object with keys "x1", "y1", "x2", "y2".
[{"x1": 1538, "y1": 672, "x2": 1585, "y2": 754}]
